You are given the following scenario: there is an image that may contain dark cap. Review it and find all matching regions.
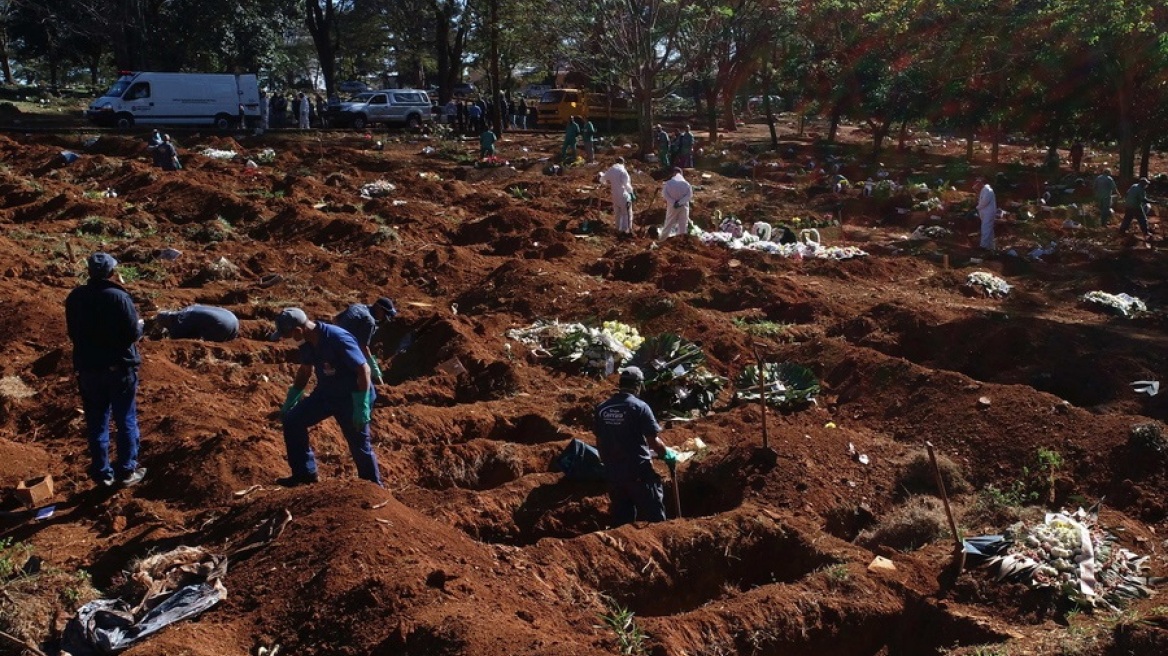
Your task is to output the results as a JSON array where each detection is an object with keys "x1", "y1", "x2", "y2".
[
  {"x1": 619, "y1": 366, "x2": 645, "y2": 388},
  {"x1": 87, "y1": 252, "x2": 117, "y2": 279},
  {"x1": 671, "y1": 167, "x2": 683, "y2": 176},
  {"x1": 1139, "y1": 177, "x2": 1150, "y2": 186},
  {"x1": 269, "y1": 307, "x2": 309, "y2": 341},
  {"x1": 373, "y1": 297, "x2": 397, "y2": 319}
]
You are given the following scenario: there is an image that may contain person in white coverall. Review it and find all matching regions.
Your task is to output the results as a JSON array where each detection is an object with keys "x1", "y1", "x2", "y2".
[
  {"x1": 660, "y1": 167, "x2": 693, "y2": 240},
  {"x1": 299, "y1": 93, "x2": 311, "y2": 129},
  {"x1": 601, "y1": 157, "x2": 636, "y2": 234},
  {"x1": 976, "y1": 177, "x2": 997, "y2": 250}
]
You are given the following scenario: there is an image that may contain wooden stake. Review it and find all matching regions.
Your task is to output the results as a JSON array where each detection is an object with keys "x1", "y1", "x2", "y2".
[
  {"x1": 752, "y1": 343, "x2": 769, "y2": 451},
  {"x1": 942, "y1": 253, "x2": 950, "y2": 269},
  {"x1": 926, "y1": 441, "x2": 966, "y2": 572}
]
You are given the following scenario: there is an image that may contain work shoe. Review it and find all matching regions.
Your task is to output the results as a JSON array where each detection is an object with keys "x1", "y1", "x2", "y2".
[
  {"x1": 96, "y1": 476, "x2": 116, "y2": 489},
  {"x1": 117, "y1": 468, "x2": 147, "y2": 487},
  {"x1": 276, "y1": 473, "x2": 319, "y2": 488}
]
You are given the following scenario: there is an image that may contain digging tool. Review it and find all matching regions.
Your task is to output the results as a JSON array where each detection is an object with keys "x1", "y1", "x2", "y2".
[
  {"x1": 926, "y1": 441, "x2": 966, "y2": 574},
  {"x1": 668, "y1": 460, "x2": 682, "y2": 519}
]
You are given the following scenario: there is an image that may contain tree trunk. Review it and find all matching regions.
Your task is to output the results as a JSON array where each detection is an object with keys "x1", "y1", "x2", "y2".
[
  {"x1": 991, "y1": 121, "x2": 1002, "y2": 164},
  {"x1": 0, "y1": 34, "x2": 12, "y2": 85},
  {"x1": 704, "y1": 87, "x2": 718, "y2": 143},
  {"x1": 965, "y1": 124, "x2": 975, "y2": 162},
  {"x1": 828, "y1": 106, "x2": 841, "y2": 143},
  {"x1": 305, "y1": 0, "x2": 337, "y2": 97},
  {"x1": 762, "y1": 70, "x2": 778, "y2": 151},
  {"x1": 1140, "y1": 139, "x2": 1152, "y2": 179},
  {"x1": 1117, "y1": 74, "x2": 1136, "y2": 186},
  {"x1": 435, "y1": 4, "x2": 452, "y2": 102},
  {"x1": 761, "y1": 83, "x2": 780, "y2": 150},
  {"x1": 871, "y1": 119, "x2": 891, "y2": 157},
  {"x1": 897, "y1": 118, "x2": 909, "y2": 151},
  {"x1": 487, "y1": 0, "x2": 502, "y2": 134},
  {"x1": 636, "y1": 74, "x2": 654, "y2": 158},
  {"x1": 721, "y1": 91, "x2": 736, "y2": 133}
]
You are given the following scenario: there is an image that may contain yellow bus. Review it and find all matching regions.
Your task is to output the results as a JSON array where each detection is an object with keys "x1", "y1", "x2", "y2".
[{"x1": 537, "y1": 89, "x2": 637, "y2": 128}]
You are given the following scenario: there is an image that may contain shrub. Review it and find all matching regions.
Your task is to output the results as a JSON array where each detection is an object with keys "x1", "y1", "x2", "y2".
[
  {"x1": 895, "y1": 450, "x2": 971, "y2": 498},
  {"x1": 858, "y1": 496, "x2": 949, "y2": 551}
]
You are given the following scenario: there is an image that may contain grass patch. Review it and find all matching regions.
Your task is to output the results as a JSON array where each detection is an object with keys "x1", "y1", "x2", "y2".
[
  {"x1": 858, "y1": 496, "x2": 949, "y2": 552},
  {"x1": 895, "y1": 450, "x2": 971, "y2": 498},
  {"x1": 599, "y1": 596, "x2": 649, "y2": 655}
]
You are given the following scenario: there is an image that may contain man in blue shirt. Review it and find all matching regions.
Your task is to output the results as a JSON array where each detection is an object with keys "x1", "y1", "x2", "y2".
[
  {"x1": 149, "y1": 305, "x2": 239, "y2": 342},
  {"x1": 333, "y1": 297, "x2": 396, "y2": 384},
  {"x1": 270, "y1": 308, "x2": 380, "y2": 486},
  {"x1": 592, "y1": 367, "x2": 678, "y2": 526},
  {"x1": 64, "y1": 253, "x2": 147, "y2": 488}
]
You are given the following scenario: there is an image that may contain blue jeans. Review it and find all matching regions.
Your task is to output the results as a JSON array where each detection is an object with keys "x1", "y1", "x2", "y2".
[
  {"x1": 283, "y1": 391, "x2": 380, "y2": 484},
  {"x1": 607, "y1": 473, "x2": 666, "y2": 526},
  {"x1": 78, "y1": 367, "x2": 140, "y2": 482}
]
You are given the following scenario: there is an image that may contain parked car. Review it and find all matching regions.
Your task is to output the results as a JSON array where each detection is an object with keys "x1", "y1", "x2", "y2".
[
  {"x1": 338, "y1": 80, "x2": 369, "y2": 94},
  {"x1": 326, "y1": 89, "x2": 432, "y2": 129},
  {"x1": 452, "y1": 83, "x2": 476, "y2": 97}
]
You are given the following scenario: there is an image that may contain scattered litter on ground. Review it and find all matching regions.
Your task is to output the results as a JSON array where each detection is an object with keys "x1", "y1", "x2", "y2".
[
  {"x1": 1131, "y1": 380, "x2": 1160, "y2": 397},
  {"x1": 199, "y1": 147, "x2": 237, "y2": 160}
]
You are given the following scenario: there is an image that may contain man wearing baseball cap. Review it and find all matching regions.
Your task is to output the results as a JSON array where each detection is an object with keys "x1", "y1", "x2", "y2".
[
  {"x1": 592, "y1": 366, "x2": 678, "y2": 526},
  {"x1": 270, "y1": 307, "x2": 380, "y2": 486},
  {"x1": 333, "y1": 297, "x2": 397, "y2": 384},
  {"x1": 64, "y1": 252, "x2": 147, "y2": 488}
]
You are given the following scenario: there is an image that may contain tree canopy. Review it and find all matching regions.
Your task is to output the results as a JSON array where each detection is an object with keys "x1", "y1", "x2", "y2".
[{"x1": 3, "y1": 0, "x2": 1165, "y2": 178}]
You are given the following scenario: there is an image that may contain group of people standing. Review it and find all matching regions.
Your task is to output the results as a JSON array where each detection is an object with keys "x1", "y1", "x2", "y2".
[
  {"x1": 654, "y1": 124, "x2": 695, "y2": 170},
  {"x1": 446, "y1": 95, "x2": 535, "y2": 136},
  {"x1": 260, "y1": 91, "x2": 326, "y2": 130},
  {"x1": 66, "y1": 249, "x2": 399, "y2": 490}
]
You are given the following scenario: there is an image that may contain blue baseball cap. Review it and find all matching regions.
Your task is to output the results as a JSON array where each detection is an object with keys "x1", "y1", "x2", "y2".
[
  {"x1": 87, "y1": 252, "x2": 117, "y2": 279},
  {"x1": 373, "y1": 297, "x2": 397, "y2": 319},
  {"x1": 269, "y1": 307, "x2": 309, "y2": 341}
]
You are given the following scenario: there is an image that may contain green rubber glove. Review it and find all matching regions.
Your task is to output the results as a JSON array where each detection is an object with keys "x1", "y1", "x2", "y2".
[
  {"x1": 367, "y1": 354, "x2": 384, "y2": 384},
  {"x1": 351, "y1": 391, "x2": 372, "y2": 429},
  {"x1": 663, "y1": 447, "x2": 679, "y2": 469},
  {"x1": 281, "y1": 386, "x2": 304, "y2": 417}
]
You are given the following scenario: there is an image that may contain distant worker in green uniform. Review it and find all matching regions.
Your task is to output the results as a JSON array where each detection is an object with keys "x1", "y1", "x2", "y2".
[
  {"x1": 654, "y1": 125, "x2": 671, "y2": 169},
  {"x1": 561, "y1": 115, "x2": 581, "y2": 164},
  {"x1": 1093, "y1": 169, "x2": 1118, "y2": 227},
  {"x1": 1118, "y1": 178, "x2": 1151, "y2": 239},
  {"x1": 580, "y1": 117, "x2": 597, "y2": 163},
  {"x1": 479, "y1": 126, "x2": 498, "y2": 159}
]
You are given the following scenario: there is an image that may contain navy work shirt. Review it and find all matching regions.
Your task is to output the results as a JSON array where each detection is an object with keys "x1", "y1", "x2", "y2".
[
  {"x1": 300, "y1": 322, "x2": 367, "y2": 398},
  {"x1": 334, "y1": 303, "x2": 376, "y2": 347},
  {"x1": 65, "y1": 278, "x2": 142, "y2": 371},
  {"x1": 593, "y1": 392, "x2": 661, "y2": 481},
  {"x1": 166, "y1": 305, "x2": 239, "y2": 342}
]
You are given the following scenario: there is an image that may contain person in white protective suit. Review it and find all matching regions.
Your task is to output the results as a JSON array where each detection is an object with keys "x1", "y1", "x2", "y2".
[
  {"x1": 299, "y1": 93, "x2": 311, "y2": 129},
  {"x1": 600, "y1": 157, "x2": 636, "y2": 235},
  {"x1": 660, "y1": 167, "x2": 693, "y2": 241},
  {"x1": 976, "y1": 177, "x2": 997, "y2": 251}
]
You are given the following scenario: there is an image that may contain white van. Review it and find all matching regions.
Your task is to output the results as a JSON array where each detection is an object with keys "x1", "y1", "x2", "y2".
[{"x1": 86, "y1": 72, "x2": 261, "y2": 130}]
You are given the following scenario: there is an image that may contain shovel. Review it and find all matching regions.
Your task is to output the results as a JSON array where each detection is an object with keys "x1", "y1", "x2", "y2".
[{"x1": 668, "y1": 460, "x2": 682, "y2": 519}]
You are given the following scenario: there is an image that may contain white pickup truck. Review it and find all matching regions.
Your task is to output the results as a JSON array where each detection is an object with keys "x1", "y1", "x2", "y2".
[{"x1": 326, "y1": 89, "x2": 433, "y2": 130}]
